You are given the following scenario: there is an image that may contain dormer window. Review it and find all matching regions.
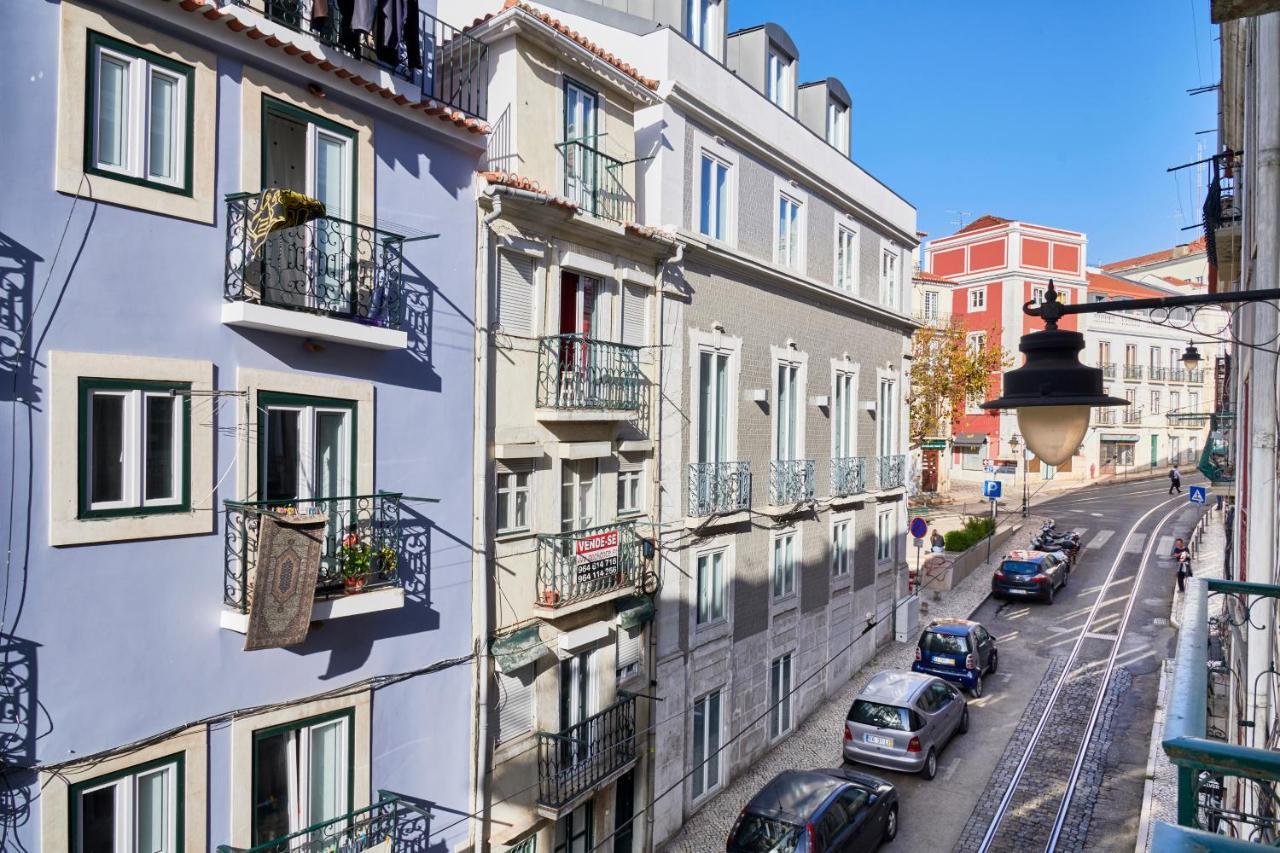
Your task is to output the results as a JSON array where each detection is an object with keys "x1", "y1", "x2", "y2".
[
  {"x1": 826, "y1": 99, "x2": 849, "y2": 152},
  {"x1": 766, "y1": 45, "x2": 794, "y2": 111},
  {"x1": 685, "y1": 0, "x2": 722, "y2": 57}
]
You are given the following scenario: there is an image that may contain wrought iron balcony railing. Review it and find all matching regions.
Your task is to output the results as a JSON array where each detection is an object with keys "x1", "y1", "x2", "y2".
[
  {"x1": 912, "y1": 309, "x2": 953, "y2": 326},
  {"x1": 1123, "y1": 408, "x2": 1142, "y2": 425},
  {"x1": 225, "y1": 194, "x2": 405, "y2": 329},
  {"x1": 687, "y1": 461, "x2": 752, "y2": 517},
  {"x1": 1101, "y1": 362, "x2": 1117, "y2": 379},
  {"x1": 555, "y1": 140, "x2": 635, "y2": 222},
  {"x1": 538, "y1": 693, "x2": 637, "y2": 810},
  {"x1": 1150, "y1": 366, "x2": 1170, "y2": 381},
  {"x1": 223, "y1": 492, "x2": 403, "y2": 613},
  {"x1": 830, "y1": 456, "x2": 866, "y2": 498},
  {"x1": 1198, "y1": 411, "x2": 1236, "y2": 484},
  {"x1": 537, "y1": 335, "x2": 643, "y2": 412},
  {"x1": 230, "y1": 0, "x2": 487, "y2": 118},
  {"x1": 1124, "y1": 364, "x2": 1144, "y2": 381},
  {"x1": 536, "y1": 521, "x2": 640, "y2": 608},
  {"x1": 1188, "y1": 369, "x2": 1207, "y2": 383},
  {"x1": 216, "y1": 790, "x2": 430, "y2": 853},
  {"x1": 1095, "y1": 408, "x2": 1118, "y2": 425},
  {"x1": 1169, "y1": 368, "x2": 1190, "y2": 383},
  {"x1": 878, "y1": 454, "x2": 906, "y2": 489},
  {"x1": 770, "y1": 459, "x2": 815, "y2": 504}
]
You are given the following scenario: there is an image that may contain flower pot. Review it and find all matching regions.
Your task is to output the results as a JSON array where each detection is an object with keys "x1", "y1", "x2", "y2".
[
  {"x1": 542, "y1": 589, "x2": 561, "y2": 606},
  {"x1": 343, "y1": 575, "x2": 368, "y2": 595}
]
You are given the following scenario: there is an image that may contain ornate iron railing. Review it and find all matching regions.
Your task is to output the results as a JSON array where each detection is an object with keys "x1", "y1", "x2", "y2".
[
  {"x1": 1198, "y1": 411, "x2": 1236, "y2": 484},
  {"x1": 769, "y1": 459, "x2": 815, "y2": 504},
  {"x1": 536, "y1": 521, "x2": 640, "y2": 608},
  {"x1": 878, "y1": 454, "x2": 906, "y2": 489},
  {"x1": 687, "y1": 461, "x2": 752, "y2": 517},
  {"x1": 230, "y1": 1, "x2": 487, "y2": 118},
  {"x1": 224, "y1": 194, "x2": 405, "y2": 329},
  {"x1": 555, "y1": 140, "x2": 634, "y2": 222},
  {"x1": 1188, "y1": 369, "x2": 1207, "y2": 383},
  {"x1": 216, "y1": 790, "x2": 431, "y2": 853},
  {"x1": 1169, "y1": 368, "x2": 1190, "y2": 382},
  {"x1": 223, "y1": 492, "x2": 403, "y2": 613},
  {"x1": 537, "y1": 693, "x2": 637, "y2": 810},
  {"x1": 536, "y1": 335, "x2": 643, "y2": 411},
  {"x1": 1101, "y1": 362, "x2": 1117, "y2": 379},
  {"x1": 830, "y1": 456, "x2": 866, "y2": 497},
  {"x1": 505, "y1": 836, "x2": 537, "y2": 853},
  {"x1": 1095, "y1": 408, "x2": 1118, "y2": 425},
  {"x1": 1150, "y1": 366, "x2": 1170, "y2": 381},
  {"x1": 1124, "y1": 364, "x2": 1144, "y2": 380},
  {"x1": 1123, "y1": 407, "x2": 1142, "y2": 425}
]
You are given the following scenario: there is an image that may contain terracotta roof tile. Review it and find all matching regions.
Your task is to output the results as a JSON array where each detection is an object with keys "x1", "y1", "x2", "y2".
[
  {"x1": 1101, "y1": 236, "x2": 1207, "y2": 271},
  {"x1": 915, "y1": 270, "x2": 955, "y2": 284},
  {"x1": 955, "y1": 215, "x2": 1012, "y2": 235}
]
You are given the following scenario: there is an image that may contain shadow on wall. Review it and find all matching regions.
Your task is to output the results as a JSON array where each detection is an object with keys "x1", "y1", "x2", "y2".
[
  {"x1": 0, "y1": 233, "x2": 42, "y2": 407},
  {"x1": 0, "y1": 634, "x2": 46, "y2": 853}
]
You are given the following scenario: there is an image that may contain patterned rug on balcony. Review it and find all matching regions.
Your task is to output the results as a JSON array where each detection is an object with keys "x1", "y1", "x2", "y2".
[{"x1": 245, "y1": 511, "x2": 327, "y2": 651}]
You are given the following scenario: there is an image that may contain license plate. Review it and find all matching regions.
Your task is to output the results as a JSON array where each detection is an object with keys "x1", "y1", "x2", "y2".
[
  {"x1": 1009, "y1": 588, "x2": 1030, "y2": 594},
  {"x1": 862, "y1": 733, "x2": 893, "y2": 747},
  {"x1": 932, "y1": 656, "x2": 956, "y2": 667}
]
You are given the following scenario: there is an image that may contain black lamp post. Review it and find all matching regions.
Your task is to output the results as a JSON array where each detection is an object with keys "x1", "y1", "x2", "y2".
[{"x1": 1009, "y1": 433, "x2": 1029, "y2": 517}]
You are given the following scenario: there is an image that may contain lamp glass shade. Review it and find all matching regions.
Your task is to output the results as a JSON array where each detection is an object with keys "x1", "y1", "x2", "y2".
[
  {"x1": 1017, "y1": 405, "x2": 1091, "y2": 467},
  {"x1": 1181, "y1": 351, "x2": 1201, "y2": 370}
]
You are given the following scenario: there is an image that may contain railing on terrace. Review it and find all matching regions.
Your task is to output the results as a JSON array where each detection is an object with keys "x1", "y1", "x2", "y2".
[
  {"x1": 536, "y1": 521, "x2": 640, "y2": 608},
  {"x1": 1169, "y1": 411, "x2": 1211, "y2": 428},
  {"x1": 1125, "y1": 364, "x2": 1144, "y2": 381},
  {"x1": 216, "y1": 790, "x2": 430, "y2": 853},
  {"x1": 555, "y1": 140, "x2": 635, "y2": 222},
  {"x1": 1198, "y1": 411, "x2": 1237, "y2": 485},
  {"x1": 225, "y1": 194, "x2": 405, "y2": 329},
  {"x1": 830, "y1": 456, "x2": 866, "y2": 498},
  {"x1": 231, "y1": 0, "x2": 487, "y2": 118},
  {"x1": 1123, "y1": 408, "x2": 1142, "y2": 425},
  {"x1": 537, "y1": 693, "x2": 637, "y2": 810},
  {"x1": 912, "y1": 309, "x2": 953, "y2": 326},
  {"x1": 1170, "y1": 368, "x2": 1190, "y2": 383},
  {"x1": 223, "y1": 492, "x2": 403, "y2": 613},
  {"x1": 878, "y1": 454, "x2": 906, "y2": 489},
  {"x1": 537, "y1": 335, "x2": 643, "y2": 411},
  {"x1": 770, "y1": 459, "x2": 815, "y2": 504},
  {"x1": 1101, "y1": 362, "x2": 1117, "y2": 379},
  {"x1": 1189, "y1": 368, "x2": 1207, "y2": 383},
  {"x1": 1151, "y1": 366, "x2": 1170, "y2": 381},
  {"x1": 1095, "y1": 408, "x2": 1118, "y2": 425},
  {"x1": 687, "y1": 461, "x2": 752, "y2": 517},
  {"x1": 1161, "y1": 577, "x2": 1280, "y2": 847}
]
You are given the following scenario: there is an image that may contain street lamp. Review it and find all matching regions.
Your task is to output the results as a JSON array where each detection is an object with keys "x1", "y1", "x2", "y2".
[
  {"x1": 1181, "y1": 343, "x2": 1202, "y2": 371},
  {"x1": 1009, "y1": 433, "x2": 1029, "y2": 517}
]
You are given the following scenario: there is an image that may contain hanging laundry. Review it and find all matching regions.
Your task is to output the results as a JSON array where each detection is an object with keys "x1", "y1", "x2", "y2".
[
  {"x1": 374, "y1": 0, "x2": 422, "y2": 70},
  {"x1": 334, "y1": 0, "x2": 375, "y2": 53}
]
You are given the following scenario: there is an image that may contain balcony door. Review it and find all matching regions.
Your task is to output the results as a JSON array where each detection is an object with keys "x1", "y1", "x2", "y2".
[
  {"x1": 263, "y1": 99, "x2": 355, "y2": 316},
  {"x1": 775, "y1": 362, "x2": 800, "y2": 462},
  {"x1": 560, "y1": 459, "x2": 599, "y2": 534},
  {"x1": 698, "y1": 351, "x2": 730, "y2": 466},
  {"x1": 563, "y1": 80, "x2": 598, "y2": 211},
  {"x1": 877, "y1": 378, "x2": 897, "y2": 457},
  {"x1": 557, "y1": 272, "x2": 602, "y2": 405},
  {"x1": 559, "y1": 650, "x2": 596, "y2": 769},
  {"x1": 260, "y1": 395, "x2": 354, "y2": 503}
]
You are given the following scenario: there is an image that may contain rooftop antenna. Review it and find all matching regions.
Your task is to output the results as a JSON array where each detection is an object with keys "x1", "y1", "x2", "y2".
[{"x1": 947, "y1": 210, "x2": 973, "y2": 229}]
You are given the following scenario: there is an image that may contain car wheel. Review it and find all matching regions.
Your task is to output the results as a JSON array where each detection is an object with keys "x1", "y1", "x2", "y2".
[
  {"x1": 1061, "y1": 569, "x2": 1068, "y2": 588},
  {"x1": 1045, "y1": 584, "x2": 1055, "y2": 605},
  {"x1": 988, "y1": 650, "x2": 999, "y2": 675},
  {"x1": 884, "y1": 805, "x2": 898, "y2": 842},
  {"x1": 970, "y1": 676, "x2": 983, "y2": 699},
  {"x1": 920, "y1": 748, "x2": 938, "y2": 780},
  {"x1": 959, "y1": 706, "x2": 970, "y2": 734}
]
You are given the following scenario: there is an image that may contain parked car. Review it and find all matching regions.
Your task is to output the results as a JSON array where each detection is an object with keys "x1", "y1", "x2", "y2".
[
  {"x1": 843, "y1": 671, "x2": 968, "y2": 780},
  {"x1": 992, "y1": 549, "x2": 1069, "y2": 603},
  {"x1": 911, "y1": 618, "x2": 999, "y2": 697},
  {"x1": 726, "y1": 767, "x2": 898, "y2": 852}
]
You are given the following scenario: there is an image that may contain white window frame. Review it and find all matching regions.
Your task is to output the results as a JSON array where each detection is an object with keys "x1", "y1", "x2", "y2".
[
  {"x1": 698, "y1": 151, "x2": 732, "y2": 243},
  {"x1": 690, "y1": 131, "x2": 739, "y2": 247},
  {"x1": 1150, "y1": 390, "x2": 1161, "y2": 415},
  {"x1": 922, "y1": 289, "x2": 939, "y2": 320},
  {"x1": 695, "y1": 547, "x2": 728, "y2": 627},
  {"x1": 968, "y1": 287, "x2": 987, "y2": 311},
  {"x1": 766, "y1": 45, "x2": 794, "y2": 110},
  {"x1": 560, "y1": 458, "x2": 600, "y2": 532},
  {"x1": 831, "y1": 362, "x2": 858, "y2": 460},
  {"x1": 769, "y1": 652, "x2": 794, "y2": 739},
  {"x1": 685, "y1": 0, "x2": 723, "y2": 58},
  {"x1": 73, "y1": 759, "x2": 180, "y2": 853},
  {"x1": 967, "y1": 332, "x2": 987, "y2": 357},
  {"x1": 774, "y1": 190, "x2": 805, "y2": 272},
  {"x1": 834, "y1": 222, "x2": 859, "y2": 292},
  {"x1": 617, "y1": 463, "x2": 644, "y2": 517},
  {"x1": 826, "y1": 99, "x2": 849, "y2": 152},
  {"x1": 690, "y1": 687, "x2": 724, "y2": 801},
  {"x1": 875, "y1": 368, "x2": 899, "y2": 458},
  {"x1": 1031, "y1": 285, "x2": 1046, "y2": 306},
  {"x1": 880, "y1": 243, "x2": 901, "y2": 309},
  {"x1": 689, "y1": 328, "x2": 742, "y2": 468},
  {"x1": 832, "y1": 516, "x2": 852, "y2": 577},
  {"x1": 84, "y1": 386, "x2": 184, "y2": 513},
  {"x1": 496, "y1": 466, "x2": 531, "y2": 534},
  {"x1": 771, "y1": 529, "x2": 797, "y2": 600},
  {"x1": 772, "y1": 354, "x2": 806, "y2": 462},
  {"x1": 259, "y1": 398, "x2": 354, "y2": 502},
  {"x1": 250, "y1": 713, "x2": 352, "y2": 842},
  {"x1": 876, "y1": 507, "x2": 896, "y2": 564}
]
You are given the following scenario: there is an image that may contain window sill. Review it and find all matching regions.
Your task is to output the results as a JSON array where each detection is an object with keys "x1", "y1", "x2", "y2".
[
  {"x1": 829, "y1": 492, "x2": 869, "y2": 507},
  {"x1": 495, "y1": 529, "x2": 535, "y2": 543},
  {"x1": 221, "y1": 302, "x2": 408, "y2": 351},
  {"x1": 219, "y1": 586, "x2": 405, "y2": 634},
  {"x1": 685, "y1": 511, "x2": 750, "y2": 531}
]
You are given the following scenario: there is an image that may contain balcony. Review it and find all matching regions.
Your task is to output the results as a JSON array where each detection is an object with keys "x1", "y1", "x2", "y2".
[
  {"x1": 1123, "y1": 408, "x2": 1142, "y2": 425},
  {"x1": 687, "y1": 461, "x2": 753, "y2": 517},
  {"x1": 1151, "y1": 366, "x2": 1170, "y2": 382},
  {"x1": 535, "y1": 521, "x2": 641, "y2": 609},
  {"x1": 229, "y1": 1, "x2": 487, "y2": 118},
  {"x1": 537, "y1": 693, "x2": 638, "y2": 814},
  {"x1": 556, "y1": 141, "x2": 635, "y2": 223},
  {"x1": 222, "y1": 492, "x2": 405, "y2": 631},
  {"x1": 877, "y1": 454, "x2": 906, "y2": 490},
  {"x1": 770, "y1": 459, "x2": 816, "y2": 505},
  {"x1": 216, "y1": 791, "x2": 431, "y2": 853},
  {"x1": 1169, "y1": 368, "x2": 1190, "y2": 383},
  {"x1": 912, "y1": 309, "x2": 953, "y2": 327},
  {"x1": 1095, "y1": 408, "x2": 1118, "y2": 425},
  {"x1": 536, "y1": 335, "x2": 644, "y2": 419},
  {"x1": 1125, "y1": 365, "x2": 1144, "y2": 381},
  {"x1": 223, "y1": 194, "x2": 408, "y2": 350},
  {"x1": 1198, "y1": 412, "x2": 1236, "y2": 485},
  {"x1": 1101, "y1": 362, "x2": 1117, "y2": 379},
  {"x1": 1188, "y1": 369, "x2": 1207, "y2": 384},
  {"x1": 830, "y1": 456, "x2": 867, "y2": 498}
]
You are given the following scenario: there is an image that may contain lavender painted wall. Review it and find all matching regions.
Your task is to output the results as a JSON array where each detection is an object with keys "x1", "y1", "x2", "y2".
[{"x1": 0, "y1": 1, "x2": 480, "y2": 849}]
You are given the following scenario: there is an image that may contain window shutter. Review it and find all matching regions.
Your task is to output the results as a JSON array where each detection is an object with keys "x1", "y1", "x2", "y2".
[
  {"x1": 496, "y1": 252, "x2": 535, "y2": 336},
  {"x1": 616, "y1": 624, "x2": 643, "y2": 680},
  {"x1": 621, "y1": 282, "x2": 647, "y2": 347},
  {"x1": 495, "y1": 665, "x2": 534, "y2": 743}
]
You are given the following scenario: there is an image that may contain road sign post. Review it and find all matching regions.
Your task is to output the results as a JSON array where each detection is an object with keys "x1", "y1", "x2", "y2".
[{"x1": 1188, "y1": 485, "x2": 1208, "y2": 505}]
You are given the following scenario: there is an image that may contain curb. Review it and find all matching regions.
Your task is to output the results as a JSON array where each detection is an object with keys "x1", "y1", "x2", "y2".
[{"x1": 1134, "y1": 660, "x2": 1172, "y2": 853}]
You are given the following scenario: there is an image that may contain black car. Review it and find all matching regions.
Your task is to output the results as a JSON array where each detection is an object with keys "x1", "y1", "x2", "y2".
[
  {"x1": 727, "y1": 767, "x2": 898, "y2": 852},
  {"x1": 992, "y1": 549, "x2": 1069, "y2": 603}
]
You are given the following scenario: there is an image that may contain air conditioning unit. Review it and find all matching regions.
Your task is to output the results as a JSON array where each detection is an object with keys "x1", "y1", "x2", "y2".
[{"x1": 895, "y1": 594, "x2": 920, "y2": 643}]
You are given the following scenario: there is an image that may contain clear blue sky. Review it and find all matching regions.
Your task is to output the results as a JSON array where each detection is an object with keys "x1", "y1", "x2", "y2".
[{"x1": 728, "y1": 0, "x2": 1219, "y2": 264}]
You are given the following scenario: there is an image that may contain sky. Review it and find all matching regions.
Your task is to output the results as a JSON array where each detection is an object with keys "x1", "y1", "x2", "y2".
[{"x1": 728, "y1": 0, "x2": 1220, "y2": 264}]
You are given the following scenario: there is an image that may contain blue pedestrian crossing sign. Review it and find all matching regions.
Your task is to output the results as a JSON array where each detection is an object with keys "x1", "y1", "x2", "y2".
[
  {"x1": 1188, "y1": 485, "x2": 1208, "y2": 505},
  {"x1": 982, "y1": 480, "x2": 1002, "y2": 499}
]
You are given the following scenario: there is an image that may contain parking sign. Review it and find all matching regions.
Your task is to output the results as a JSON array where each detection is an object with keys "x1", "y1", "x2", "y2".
[
  {"x1": 982, "y1": 480, "x2": 1002, "y2": 499},
  {"x1": 1188, "y1": 485, "x2": 1208, "y2": 505}
]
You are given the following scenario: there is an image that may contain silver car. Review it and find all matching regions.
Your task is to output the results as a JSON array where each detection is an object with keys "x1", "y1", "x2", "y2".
[{"x1": 843, "y1": 671, "x2": 968, "y2": 780}]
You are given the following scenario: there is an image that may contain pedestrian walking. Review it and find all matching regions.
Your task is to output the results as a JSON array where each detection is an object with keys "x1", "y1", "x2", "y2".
[
  {"x1": 1172, "y1": 537, "x2": 1192, "y2": 592},
  {"x1": 1168, "y1": 464, "x2": 1182, "y2": 495}
]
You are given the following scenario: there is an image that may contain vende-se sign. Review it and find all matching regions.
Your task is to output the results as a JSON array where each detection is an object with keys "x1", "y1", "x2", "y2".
[{"x1": 576, "y1": 528, "x2": 620, "y2": 581}]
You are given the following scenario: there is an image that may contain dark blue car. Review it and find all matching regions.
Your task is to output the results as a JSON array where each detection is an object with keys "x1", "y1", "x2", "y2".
[
  {"x1": 992, "y1": 549, "x2": 1069, "y2": 604},
  {"x1": 911, "y1": 618, "x2": 998, "y2": 697}
]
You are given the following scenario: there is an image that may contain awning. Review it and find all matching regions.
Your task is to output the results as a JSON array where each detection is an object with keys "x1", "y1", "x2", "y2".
[
  {"x1": 921, "y1": 439, "x2": 948, "y2": 450},
  {"x1": 953, "y1": 432, "x2": 988, "y2": 448},
  {"x1": 491, "y1": 624, "x2": 548, "y2": 673},
  {"x1": 1101, "y1": 434, "x2": 1140, "y2": 443},
  {"x1": 616, "y1": 595, "x2": 655, "y2": 630}
]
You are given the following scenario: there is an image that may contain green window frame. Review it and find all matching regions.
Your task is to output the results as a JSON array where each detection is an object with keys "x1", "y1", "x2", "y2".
[
  {"x1": 256, "y1": 391, "x2": 358, "y2": 500},
  {"x1": 68, "y1": 752, "x2": 185, "y2": 853},
  {"x1": 83, "y1": 31, "x2": 195, "y2": 196},
  {"x1": 250, "y1": 708, "x2": 357, "y2": 845},
  {"x1": 260, "y1": 96, "x2": 359, "y2": 218},
  {"x1": 77, "y1": 378, "x2": 192, "y2": 519}
]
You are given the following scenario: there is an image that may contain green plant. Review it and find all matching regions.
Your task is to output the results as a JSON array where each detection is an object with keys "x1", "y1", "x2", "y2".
[
  {"x1": 378, "y1": 545, "x2": 397, "y2": 574},
  {"x1": 943, "y1": 516, "x2": 997, "y2": 552},
  {"x1": 338, "y1": 532, "x2": 373, "y2": 580}
]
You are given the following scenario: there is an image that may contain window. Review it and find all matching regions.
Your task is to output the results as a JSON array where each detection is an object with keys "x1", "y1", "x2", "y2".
[
  {"x1": 697, "y1": 349, "x2": 732, "y2": 464},
  {"x1": 496, "y1": 468, "x2": 530, "y2": 533},
  {"x1": 555, "y1": 802, "x2": 592, "y2": 853},
  {"x1": 258, "y1": 393, "x2": 355, "y2": 501},
  {"x1": 563, "y1": 79, "x2": 599, "y2": 211},
  {"x1": 252, "y1": 712, "x2": 352, "y2": 845},
  {"x1": 699, "y1": 153, "x2": 730, "y2": 241},
  {"x1": 769, "y1": 653, "x2": 793, "y2": 738},
  {"x1": 968, "y1": 287, "x2": 987, "y2": 311},
  {"x1": 775, "y1": 360, "x2": 801, "y2": 461},
  {"x1": 79, "y1": 379, "x2": 189, "y2": 517},
  {"x1": 766, "y1": 46, "x2": 793, "y2": 110},
  {"x1": 560, "y1": 459, "x2": 599, "y2": 532},
  {"x1": 87, "y1": 32, "x2": 193, "y2": 194},
  {"x1": 1170, "y1": 348, "x2": 1180, "y2": 371},
  {"x1": 1125, "y1": 344, "x2": 1137, "y2": 366},
  {"x1": 835, "y1": 226, "x2": 858, "y2": 291},
  {"x1": 959, "y1": 447, "x2": 982, "y2": 471},
  {"x1": 776, "y1": 193, "x2": 802, "y2": 269},
  {"x1": 880, "y1": 248, "x2": 899, "y2": 309},
  {"x1": 616, "y1": 624, "x2": 643, "y2": 682},
  {"x1": 967, "y1": 333, "x2": 986, "y2": 357},
  {"x1": 696, "y1": 549, "x2": 726, "y2": 625},
  {"x1": 772, "y1": 532, "x2": 796, "y2": 599},
  {"x1": 877, "y1": 377, "x2": 897, "y2": 457},
  {"x1": 826, "y1": 100, "x2": 849, "y2": 151},
  {"x1": 876, "y1": 509, "x2": 895, "y2": 563},
  {"x1": 1149, "y1": 347, "x2": 1161, "y2": 370},
  {"x1": 685, "y1": 0, "x2": 721, "y2": 54},
  {"x1": 71, "y1": 755, "x2": 182, "y2": 853},
  {"x1": 1190, "y1": 391, "x2": 1201, "y2": 411},
  {"x1": 1170, "y1": 391, "x2": 1181, "y2": 413},
  {"x1": 923, "y1": 290, "x2": 939, "y2": 319},
  {"x1": 832, "y1": 370, "x2": 856, "y2": 458},
  {"x1": 832, "y1": 519, "x2": 851, "y2": 576},
  {"x1": 1098, "y1": 340, "x2": 1111, "y2": 366},
  {"x1": 496, "y1": 251, "x2": 536, "y2": 336},
  {"x1": 618, "y1": 465, "x2": 643, "y2": 516},
  {"x1": 1031, "y1": 285, "x2": 1046, "y2": 305},
  {"x1": 1150, "y1": 391, "x2": 1161, "y2": 415},
  {"x1": 691, "y1": 690, "x2": 723, "y2": 799},
  {"x1": 1090, "y1": 293, "x2": 1108, "y2": 303},
  {"x1": 495, "y1": 665, "x2": 534, "y2": 744}
]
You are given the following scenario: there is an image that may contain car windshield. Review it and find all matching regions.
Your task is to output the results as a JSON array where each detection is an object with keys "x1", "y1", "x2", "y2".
[
  {"x1": 729, "y1": 814, "x2": 801, "y2": 853},
  {"x1": 849, "y1": 700, "x2": 913, "y2": 731},
  {"x1": 1001, "y1": 560, "x2": 1041, "y2": 575},
  {"x1": 920, "y1": 632, "x2": 968, "y2": 654}
]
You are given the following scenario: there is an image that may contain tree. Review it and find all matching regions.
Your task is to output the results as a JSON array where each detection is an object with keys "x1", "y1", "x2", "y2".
[{"x1": 907, "y1": 324, "x2": 1011, "y2": 445}]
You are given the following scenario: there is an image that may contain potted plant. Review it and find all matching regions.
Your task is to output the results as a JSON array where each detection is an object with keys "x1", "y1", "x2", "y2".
[
  {"x1": 542, "y1": 588, "x2": 561, "y2": 606},
  {"x1": 338, "y1": 532, "x2": 373, "y2": 594}
]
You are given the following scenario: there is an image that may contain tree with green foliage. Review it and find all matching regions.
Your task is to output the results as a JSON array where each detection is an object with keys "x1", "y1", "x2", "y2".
[{"x1": 907, "y1": 324, "x2": 1011, "y2": 446}]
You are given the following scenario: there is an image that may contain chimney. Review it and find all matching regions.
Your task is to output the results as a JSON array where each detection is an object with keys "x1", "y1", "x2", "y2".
[{"x1": 914, "y1": 231, "x2": 928, "y2": 271}]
